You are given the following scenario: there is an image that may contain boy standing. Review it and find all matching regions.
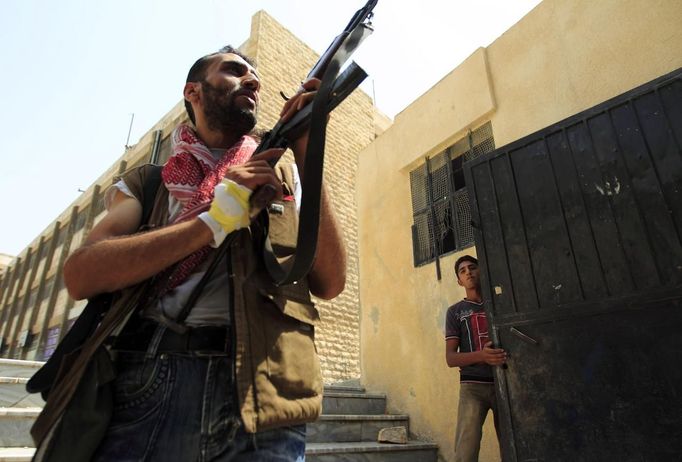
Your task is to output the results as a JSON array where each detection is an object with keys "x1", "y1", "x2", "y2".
[{"x1": 445, "y1": 255, "x2": 506, "y2": 462}]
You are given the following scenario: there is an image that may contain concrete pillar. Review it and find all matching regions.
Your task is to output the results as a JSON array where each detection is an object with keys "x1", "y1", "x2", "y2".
[
  {"x1": 0, "y1": 250, "x2": 32, "y2": 356},
  {"x1": 0, "y1": 262, "x2": 20, "y2": 353},
  {"x1": 40, "y1": 206, "x2": 79, "y2": 358},
  {"x1": 8, "y1": 238, "x2": 44, "y2": 358},
  {"x1": 23, "y1": 222, "x2": 61, "y2": 360},
  {"x1": 0, "y1": 266, "x2": 13, "y2": 317},
  {"x1": 32, "y1": 222, "x2": 62, "y2": 360}
]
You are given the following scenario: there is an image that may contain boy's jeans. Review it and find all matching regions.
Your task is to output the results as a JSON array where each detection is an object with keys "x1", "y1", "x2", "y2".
[{"x1": 455, "y1": 382, "x2": 500, "y2": 462}]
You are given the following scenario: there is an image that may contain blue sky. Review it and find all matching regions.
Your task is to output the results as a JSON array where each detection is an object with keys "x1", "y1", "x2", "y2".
[{"x1": 0, "y1": 0, "x2": 541, "y2": 256}]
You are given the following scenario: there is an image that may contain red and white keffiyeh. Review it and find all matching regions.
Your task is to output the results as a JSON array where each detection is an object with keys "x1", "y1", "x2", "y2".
[{"x1": 158, "y1": 124, "x2": 257, "y2": 293}]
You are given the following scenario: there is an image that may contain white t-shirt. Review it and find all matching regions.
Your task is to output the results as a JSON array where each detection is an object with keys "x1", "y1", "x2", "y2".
[{"x1": 105, "y1": 155, "x2": 301, "y2": 327}]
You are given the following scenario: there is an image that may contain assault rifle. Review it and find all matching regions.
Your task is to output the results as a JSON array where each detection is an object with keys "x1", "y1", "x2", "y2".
[{"x1": 249, "y1": 0, "x2": 378, "y2": 286}]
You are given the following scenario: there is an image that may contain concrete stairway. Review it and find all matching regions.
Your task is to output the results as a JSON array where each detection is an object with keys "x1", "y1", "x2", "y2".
[
  {"x1": 0, "y1": 359, "x2": 43, "y2": 461},
  {"x1": 308, "y1": 385, "x2": 438, "y2": 461},
  {"x1": 0, "y1": 360, "x2": 438, "y2": 461}
]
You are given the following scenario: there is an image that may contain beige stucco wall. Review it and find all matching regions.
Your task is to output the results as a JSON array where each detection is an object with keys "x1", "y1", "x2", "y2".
[{"x1": 357, "y1": 0, "x2": 682, "y2": 460}]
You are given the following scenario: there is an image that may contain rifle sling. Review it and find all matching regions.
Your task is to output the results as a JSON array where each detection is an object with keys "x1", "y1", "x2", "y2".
[
  {"x1": 165, "y1": 237, "x2": 231, "y2": 330},
  {"x1": 261, "y1": 23, "x2": 373, "y2": 286}
]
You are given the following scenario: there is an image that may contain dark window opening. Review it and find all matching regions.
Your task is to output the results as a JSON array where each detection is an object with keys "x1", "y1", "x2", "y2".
[{"x1": 409, "y1": 122, "x2": 495, "y2": 266}]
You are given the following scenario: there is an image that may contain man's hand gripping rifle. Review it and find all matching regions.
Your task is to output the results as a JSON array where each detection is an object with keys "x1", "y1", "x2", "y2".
[{"x1": 249, "y1": 0, "x2": 377, "y2": 286}]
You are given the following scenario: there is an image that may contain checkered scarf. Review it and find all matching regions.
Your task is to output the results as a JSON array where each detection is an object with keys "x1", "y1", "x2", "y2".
[{"x1": 157, "y1": 124, "x2": 257, "y2": 294}]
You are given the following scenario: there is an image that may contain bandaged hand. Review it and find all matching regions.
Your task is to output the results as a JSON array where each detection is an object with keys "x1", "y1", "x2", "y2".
[{"x1": 198, "y1": 179, "x2": 252, "y2": 247}]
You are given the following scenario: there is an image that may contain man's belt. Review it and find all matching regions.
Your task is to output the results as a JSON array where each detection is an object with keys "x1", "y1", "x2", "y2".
[{"x1": 114, "y1": 321, "x2": 229, "y2": 354}]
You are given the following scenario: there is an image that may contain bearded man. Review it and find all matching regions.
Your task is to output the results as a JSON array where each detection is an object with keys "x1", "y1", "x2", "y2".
[{"x1": 63, "y1": 45, "x2": 346, "y2": 462}]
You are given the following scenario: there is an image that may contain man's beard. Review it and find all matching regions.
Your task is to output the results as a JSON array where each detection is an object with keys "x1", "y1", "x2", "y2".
[{"x1": 201, "y1": 81, "x2": 257, "y2": 136}]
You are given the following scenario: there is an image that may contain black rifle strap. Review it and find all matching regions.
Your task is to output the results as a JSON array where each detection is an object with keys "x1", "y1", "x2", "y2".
[
  {"x1": 135, "y1": 163, "x2": 228, "y2": 332},
  {"x1": 176, "y1": 241, "x2": 230, "y2": 324},
  {"x1": 261, "y1": 23, "x2": 373, "y2": 286}
]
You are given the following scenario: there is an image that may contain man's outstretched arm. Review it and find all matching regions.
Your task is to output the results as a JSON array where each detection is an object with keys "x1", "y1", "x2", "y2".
[
  {"x1": 63, "y1": 190, "x2": 213, "y2": 300},
  {"x1": 64, "y1": 149, "x2": 284, "y2": 300}
]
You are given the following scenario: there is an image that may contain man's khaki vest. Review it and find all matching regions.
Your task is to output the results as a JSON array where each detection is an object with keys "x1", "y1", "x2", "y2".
[{"x1": 122, "y1": 163, "x2": 323, "y2": 433}]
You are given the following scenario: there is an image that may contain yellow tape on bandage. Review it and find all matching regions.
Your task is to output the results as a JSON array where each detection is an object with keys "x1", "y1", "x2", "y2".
[{"x1": 208, "y1": 179, "x2": 251, "y2": 232}]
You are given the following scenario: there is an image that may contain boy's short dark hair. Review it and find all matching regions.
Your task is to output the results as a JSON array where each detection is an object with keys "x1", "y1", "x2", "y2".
[
  {"x1": 184, "y1": 45, "x2": 255, "y2": 124},
  {"x1": 454, "y1": 255, "x2": 478, "y2": 277}
]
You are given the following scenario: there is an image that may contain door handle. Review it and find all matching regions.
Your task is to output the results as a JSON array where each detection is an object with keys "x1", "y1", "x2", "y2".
[{"x1": 510, "y1": 327, "x2": 539, "y2": 346}]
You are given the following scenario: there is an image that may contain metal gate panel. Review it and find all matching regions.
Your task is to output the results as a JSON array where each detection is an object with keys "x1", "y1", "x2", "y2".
[{"x1": 465, "y1": 67, "x2": 682, "y2": 462}]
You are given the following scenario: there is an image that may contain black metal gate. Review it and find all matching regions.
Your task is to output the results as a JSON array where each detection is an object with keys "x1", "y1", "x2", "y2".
[{"x1": 465, "y1": 68, "x2": 682, "y2": 462}]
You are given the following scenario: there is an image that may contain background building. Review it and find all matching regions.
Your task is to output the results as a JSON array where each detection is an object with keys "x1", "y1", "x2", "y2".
[
  {"x1": 0, "y1": 10, "x2": 382, "y2": 386},
  {"x1": 357, "y1": 0, "x2": 682, "y2": 460},
  {"x1": 0, "y1": 254, "x2": 12, "y2": 276}
]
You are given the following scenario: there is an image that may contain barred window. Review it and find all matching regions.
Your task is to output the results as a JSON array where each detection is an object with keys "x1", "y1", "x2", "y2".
[{"x1": 410, "y1": 122, "x2": 495, "y2": 266}]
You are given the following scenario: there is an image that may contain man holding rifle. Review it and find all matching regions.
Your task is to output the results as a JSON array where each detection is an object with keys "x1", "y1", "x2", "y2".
[{"x1": 63, "y1": 45, "x2": 346, "y2": 461}]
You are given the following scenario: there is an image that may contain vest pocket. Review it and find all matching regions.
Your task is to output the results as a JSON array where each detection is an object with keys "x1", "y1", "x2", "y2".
[
  {"x1": 260, "y1": 295, "x2": 322, "y2": 397},
  {"x1": 267, "y1": 199, "x2": 298, "y2": 251}
]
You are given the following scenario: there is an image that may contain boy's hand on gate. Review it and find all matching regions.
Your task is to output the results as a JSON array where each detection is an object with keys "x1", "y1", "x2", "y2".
[{"x1": 480, "y1": 341, "x2": 507, "y2": 366}]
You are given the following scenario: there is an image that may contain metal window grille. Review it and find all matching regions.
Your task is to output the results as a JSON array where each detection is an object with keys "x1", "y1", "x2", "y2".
[
  {"x1": 410, "y1": 164, "x2": 433, "y2": 264},
  {"x1": 410, "y1": 122, "x2": 495, "y2": 266}
]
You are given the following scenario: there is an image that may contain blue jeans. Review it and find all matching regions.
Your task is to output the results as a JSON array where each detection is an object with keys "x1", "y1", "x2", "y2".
[{"x1": 93, "y1": 352, "x2": 306, "y2": 462}]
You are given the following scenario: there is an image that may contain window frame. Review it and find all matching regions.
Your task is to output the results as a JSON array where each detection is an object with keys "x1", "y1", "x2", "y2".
[{"x1": 410, "y1": 122, "x2": 495, "y2": 267}]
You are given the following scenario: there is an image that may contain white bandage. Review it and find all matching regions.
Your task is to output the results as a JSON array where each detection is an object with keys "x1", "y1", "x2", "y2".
[{"x1": 198, "y1": 179, "x2": 252, "y2": 247}]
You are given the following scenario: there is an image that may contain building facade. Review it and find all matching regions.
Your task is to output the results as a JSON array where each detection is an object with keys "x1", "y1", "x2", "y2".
[
  {"x1": 357, "y1": 0, "x2": 682, "y2": 460},
  {"x1": 0, "y1": 10, "x2": 379, "y2": 385}
]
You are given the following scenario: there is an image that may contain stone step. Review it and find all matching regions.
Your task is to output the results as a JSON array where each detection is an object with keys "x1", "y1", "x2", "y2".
[
  {"x1": 0, "y1": 407, "x2": 41, "y2": 448},
  {"x1": 0, "y1": 385, "x2": 380, "y2": 413},
  {"x1": 0, "y1": 447, "x2": 33, "y2": 462},
  {"x1": 0, "y1": 360, "x2": 44, "y2": 379},
  {"x1": 0, "y1": 420, "x2": 436, "y2": 460},
  {"x1": 0, "y1": 359, "x2": 45, "y2": 409},
  {"x1": 322, "y1": 391, "x2": 386, "y2": 416},
  {"x1": 0, "y1": 379, "x2": 44, "y2": 408},
  {"x1": 306, "y1": 441, "x2": 439, "y2": 462},
  {"x1": 0, "y1": 409, "x2": 410, "y2": 446},
  {"x1": 307, "y1": 414, "x2": 409, "y2": 443},
  {"x1": 324, "y1": 384, "x2": 366, "y2": 394},
  {"x1": 0, "y1": 369, "x2": 438, "y2": 459},
  {"x1": 0, "y1": 443, "x2": 440, "y2": 462},
  {"x1": 0, "y1": 408, "x2": 39, "y2": 448}
]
